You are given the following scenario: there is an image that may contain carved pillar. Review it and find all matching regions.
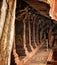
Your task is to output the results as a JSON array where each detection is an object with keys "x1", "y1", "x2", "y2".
[
  {"x1": 48, "y1": 25, "x2": 54, "y2": 48},
  {"x1": 35, "y1": 17, "x2": 39, "y2": 45},
  {"x1": 23, "y1": 14, "x2": 29, "y2": 55},
  {"x1": 0, "y1": 0, "x2": 16, "y2": 65},
  {"x1": 36, "y1": 23, "x2": 39, "y2": 45},
  {"x1": 0, "y1": 0, "x2": 7, "y2": 38},
  {"x1": 33, "y1": 14, "x2": 37, "y2": 47},
  {"x1": 40, "y1": 25, "x2": 49, "y2": 43},
  {"x1": 38, "y1": 20, "x2": 42, "y2": 43},
  {"x1": 28, "y1": 13, "x2": 34, "y2": 51}
]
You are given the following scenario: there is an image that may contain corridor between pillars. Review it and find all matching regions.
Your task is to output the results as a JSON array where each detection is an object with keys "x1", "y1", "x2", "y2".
[{"x1": 12, "y1": 7, "x2": 57, "y2": 65}]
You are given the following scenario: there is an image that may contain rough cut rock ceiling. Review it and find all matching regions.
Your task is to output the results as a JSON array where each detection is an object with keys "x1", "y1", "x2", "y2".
[
  {"x1": 38, "y1": 0, "x2": 48, "y2": 3},
  {"x1": 39, "y1": 0, "x2": 57, "y2": 21},
  {"x1": 23, "y1": 0, "x2": 50, "y2": 18},
  {"x1": 16, "y1": 0, "x2": 57, "y2": 23}
]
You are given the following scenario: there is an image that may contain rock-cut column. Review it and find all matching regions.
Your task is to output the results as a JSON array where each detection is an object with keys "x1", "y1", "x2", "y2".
[{"x1": 0, "y1": 0, "x2": 16, "y2": 65}]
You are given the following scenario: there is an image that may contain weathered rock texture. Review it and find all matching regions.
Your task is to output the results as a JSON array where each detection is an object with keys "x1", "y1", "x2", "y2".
[
  {"x1": 0, "y1": 0, "x2": 16, "y2": 65},
  {"x1": 48, "y1": 0, "x2": 57, "y2": 21}
]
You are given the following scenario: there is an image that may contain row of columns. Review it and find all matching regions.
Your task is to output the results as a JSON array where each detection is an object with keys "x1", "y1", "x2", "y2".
[
  {"x1": 23, "y1": 12, "x2": 56, "y2": 56},
  {"x1": 14, "y1": 10, "x2": 55, "y2": 65},
  {"x1": 23, "y1": 12, "x2": 40, "y2": 56},
  {"x1": 28, "y1": 13, "x2": 34, "y2": 51},
  {"x1": 23, "y1": 12, "x2": 49, "y2": 56}
]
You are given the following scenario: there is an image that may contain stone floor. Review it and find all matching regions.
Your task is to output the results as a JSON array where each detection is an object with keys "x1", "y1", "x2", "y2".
[{"x1": 24, "y1": 48, "x2": 49, "y2": 65}]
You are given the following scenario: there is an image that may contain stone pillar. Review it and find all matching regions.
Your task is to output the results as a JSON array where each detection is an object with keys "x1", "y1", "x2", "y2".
[
  {"x1": 28, "y1": 13, "x2": 34, "y2": 51},
  {"x1": 35, "y1": 21, "x2": 39, "y2": 45},
  {"x1": 23, "y1": 14, "x2": 29, "y2": 55},
  {"x1": 0, "y1": 0, "x2": 16, "y2": 65},
  {"x1": 33, "y1": 14, "x2": 37, "y2": 47},
  {"x1": 48, "y1": 25, "x2": 54, "y2": 48}
]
